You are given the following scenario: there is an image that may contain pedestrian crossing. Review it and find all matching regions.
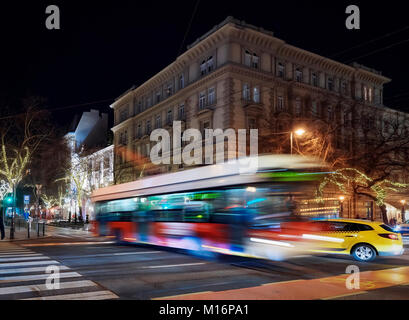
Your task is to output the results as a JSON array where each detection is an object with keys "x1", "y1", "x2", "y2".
[{"x1": 0, "y1": 243, "x2": 119, "y2": 300}]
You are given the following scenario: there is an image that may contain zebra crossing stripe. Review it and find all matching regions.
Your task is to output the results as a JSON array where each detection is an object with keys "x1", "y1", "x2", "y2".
[
  {"x1": 0, "y1": 253, "x2": 43, "y2": 258},
  {"x1": 24, "y1": 290, "x2": 119, "y2": 300},
  {"x1": 0, "y1": 251, "x2": 33, "y2": 255},
  {"x1": 0, "y1": 271, "x2": 81, "y2": 283},
  {"x1": 0, "y1": 256, "x2": 49, "y2": 262},
  {"x1": 0, "y1": 280, "x2": 97, "y2": 295},
  {"x1": 0, "y1": 265, "x2": 70, "y2": 275},
  {"x1": 0, "y1": 260, "x2": 61, "y2": 267}
]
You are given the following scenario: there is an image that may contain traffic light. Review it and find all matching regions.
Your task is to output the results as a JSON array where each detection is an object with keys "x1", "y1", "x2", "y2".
[{"x1": 4, "y1": 194, "x2": 13, "y2": 204}]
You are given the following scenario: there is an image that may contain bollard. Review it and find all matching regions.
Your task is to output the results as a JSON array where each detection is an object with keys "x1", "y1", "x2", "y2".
[
  {"x1": 37, "y1": 222, "x2": 40, "y2": 237},
  {"x1": 42, "y1": 222, "x2": 45, "y2": 236},
  {"x1": 27, "y1": 222, "x2": 30, "y2": 238}
]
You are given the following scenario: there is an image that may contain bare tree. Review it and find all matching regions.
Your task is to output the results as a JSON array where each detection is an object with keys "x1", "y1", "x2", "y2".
[{"x1": 0, "y1": 98, "x2": 50, "y2": 217}]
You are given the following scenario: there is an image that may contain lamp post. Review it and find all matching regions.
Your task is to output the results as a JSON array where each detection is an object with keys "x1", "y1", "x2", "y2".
[
  {"x1": 339, "y1": 196, "x2": 345, "y2": 218},
  {"x1": 35, "y1": 184, "x2": 42, "y2": 219},
  {"x1": 290, "y1": 129, "x2": 306, "y2": 155}
]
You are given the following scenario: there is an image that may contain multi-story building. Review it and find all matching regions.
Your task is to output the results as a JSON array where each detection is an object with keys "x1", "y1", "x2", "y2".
[
  {"x1": 110, "y1": 17, "x2": 408, "y2": 221},
  {"x1": 64, "y1": 110, "x2": 114, "y2": 221}
]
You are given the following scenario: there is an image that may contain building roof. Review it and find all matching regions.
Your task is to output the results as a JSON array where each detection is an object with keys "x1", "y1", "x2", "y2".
[{"x1": 111, "y1": 17, "x2": 391, "y2": 108}]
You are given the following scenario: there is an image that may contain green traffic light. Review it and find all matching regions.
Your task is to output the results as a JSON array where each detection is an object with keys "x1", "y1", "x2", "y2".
[{"x1": 5, "y1": 196, "x2": 13, "y2": 204}]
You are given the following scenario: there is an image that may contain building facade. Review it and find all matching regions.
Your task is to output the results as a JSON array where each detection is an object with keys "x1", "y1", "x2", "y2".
[
  {"x1": 110, "y1": 17, "x2": 408, "y2": 221},
  {"x1": 64, "y1": 110, "x2": 114, "y2": 221}
]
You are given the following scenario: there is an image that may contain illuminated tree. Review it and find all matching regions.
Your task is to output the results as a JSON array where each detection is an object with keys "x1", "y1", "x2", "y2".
[
  {"x1": 0, "y1": 99, "x2": 50, "y2": 214},
  {"x1": 58, "y1": 149, "x2": 91, "y2": 223},
  {"x1": 318, "y1": 168, "x2": 409, "y2": 223}
]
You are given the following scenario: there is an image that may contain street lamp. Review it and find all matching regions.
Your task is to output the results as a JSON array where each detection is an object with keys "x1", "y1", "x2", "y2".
[
  {"x1": 339, "y1": 196, "x2": 345, "y2": 218},
  {"x1": 290, "y1": 128, "x2": 306, "y2": 155}
]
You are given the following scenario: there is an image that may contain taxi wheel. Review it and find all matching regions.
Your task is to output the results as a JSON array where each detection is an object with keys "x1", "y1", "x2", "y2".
[{"x1": 352, "y1": 244, "x2": 376, "y2": 262}]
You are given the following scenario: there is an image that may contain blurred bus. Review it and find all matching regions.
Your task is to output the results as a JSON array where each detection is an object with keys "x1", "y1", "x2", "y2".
[{"x1": 90, "y1": 155, "x2": 329, "y2": 260}]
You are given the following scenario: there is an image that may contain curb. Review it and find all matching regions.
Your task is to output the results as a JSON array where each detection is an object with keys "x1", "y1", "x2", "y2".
[{"x1": 0, "y1": 235, "x2": 52, "y2": 242}]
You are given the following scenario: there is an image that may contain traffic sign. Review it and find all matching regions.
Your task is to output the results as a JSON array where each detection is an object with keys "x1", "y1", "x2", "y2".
[{"x1": 24, "y1": 195, "x2": 30, "y2": 204}]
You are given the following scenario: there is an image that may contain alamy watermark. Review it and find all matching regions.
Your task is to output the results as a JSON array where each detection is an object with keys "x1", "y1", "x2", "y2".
[
  {"x1": 45, "y1": 265, "x2": 60, "y2": 289},
  {"x1": 149, "y1": 121, "x2": 259, "y2": 171},
  {"x1": 345, "y1": 265, "x2": 360, "y2": 290}
]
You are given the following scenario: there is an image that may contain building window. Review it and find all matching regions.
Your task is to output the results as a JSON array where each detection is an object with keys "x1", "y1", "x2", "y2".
[
  {"x1": 146, "y1": 120, "x2": 151, "y2": 135},
  {"x1": 294, "y1": 97, "x2": 302, "y2": 116},
  {"x1": 179, "y1": 74, "x2": 185, "y2": 89},
  {"x1": 277, "y1": 62, "x2": 285, "y2": 78},
  {"x1": 248, "y1": 118, "x2": 257, "y2": 129},
  {"x1": 200, "y1": 120, "x2": 211, "y2": 138},
  {"x1": 341, "y1": 81, "x2": 348, "y2": 95},
  {"x1": 199, "y1": 91, "x2": 206, "y2": 110},
  {"x1": 277, "y1": 96, "x2": 284, "y2": 112},
  {"x1": 155, "y1": 115, "x2": 161, "y2": 129},
  {"x1": 167, "y1": 109, "x2": 173, "y2": 125},
  {"x1": 156, "y1": 91, "x2": 161, "y2": 103},
  {"x1": 166, "y1": 84, "x2": 173, "y2": 97},
  {"x1": 253, "y1": 86, "x2": 260, "y2": 103},
  {"x1": 327, "y1": 105, "x2": 334, "y2": 121},
  {"x1": 120, "y1": 107, "x2": 128, "y2": 122},
  {"x1": 368, "y1": 87, "x2": 373, "y2": 103},
  {"x1": 295, "y1": 68, "x2": 303, "y2": 82},
  {"x1": 244, "y1": 50, "x2": 259, "y2": 69},
  {"x1": 147, "y1": 97, "x2": 152, "y2": 108},
  {"x1": 311, "y1": 101, "x2": 318, "y2": 116},
  {"x1": 327, "y1": 77, "x2": 334, "y2": 91},
  {"x1": 243, "y1": 83, "x2": 250, "y2": 101},
  {"x1": 207, "y1": 56, "x2": 214, "y2": 73},
  {"x1": 311, "y1": 72, "x2": 318, "y2": 87},
  {"x1": 137, "y1": 124, "x2": 142, "y2": 138},
  {"x1": 200, "y1": 56, "x2": 214, "y2": 76},
  {"x1": 252, "y1": 53, "x2": 259, "y2": 69},
  {"x1": 208, "y1": 87, "x2": 215, "y2": 105},
  {"x1": 244, "y1": 50, "x2": 252, "y2": 67},
  {"x1": 178, "y1": 104, "x2": 185, "y2": 120},
  {"x1": 200, "y1": 60, "x2": 207, "y2": 76}
]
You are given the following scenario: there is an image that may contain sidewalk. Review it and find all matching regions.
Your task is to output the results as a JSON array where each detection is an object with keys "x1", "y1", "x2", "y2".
[{"x1": 1, "y1": 225, "x2": 49, "y2": 242}]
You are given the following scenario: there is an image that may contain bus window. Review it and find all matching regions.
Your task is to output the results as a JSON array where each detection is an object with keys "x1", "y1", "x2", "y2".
[{"x1": 183, "y1": 202, "x2": 210, "y2": 222}]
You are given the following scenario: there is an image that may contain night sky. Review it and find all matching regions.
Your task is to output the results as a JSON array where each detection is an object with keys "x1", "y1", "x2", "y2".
[{"x1": 1, "y1": 0, "x2": 408, "y2": 131}]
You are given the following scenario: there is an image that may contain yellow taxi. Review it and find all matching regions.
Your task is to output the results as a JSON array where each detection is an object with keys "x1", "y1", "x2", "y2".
[{"x1": 305, "y1": 219, "x2": 404, "y2": 262}]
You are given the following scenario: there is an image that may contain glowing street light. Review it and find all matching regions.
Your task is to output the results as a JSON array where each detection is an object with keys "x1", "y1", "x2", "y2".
[
  {"x1": 290, "y1": 128, "x2": 306, "y2": 155},
  {"x1": 339, "y1": 196, "x2": 345, "y2": 217},
  {"x1": 294, "y1": 129, "x2": 306, "y2": 136}
]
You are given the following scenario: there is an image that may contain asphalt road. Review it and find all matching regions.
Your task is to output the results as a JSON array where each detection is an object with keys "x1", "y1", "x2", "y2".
[{"x1": 1, "y1": 226, "x2": 409, "y2": 300}]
